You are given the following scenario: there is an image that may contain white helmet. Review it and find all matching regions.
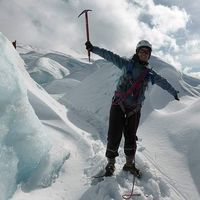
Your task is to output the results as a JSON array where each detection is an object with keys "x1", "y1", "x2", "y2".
[{"x1": 136, "y1": 40, "x2": 152, "y2": 52}]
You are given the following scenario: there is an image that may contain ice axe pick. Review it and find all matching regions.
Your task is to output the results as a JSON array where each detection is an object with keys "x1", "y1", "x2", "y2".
[{"x1": 78, "y1": 9, "x2": 92, "y2": 62}]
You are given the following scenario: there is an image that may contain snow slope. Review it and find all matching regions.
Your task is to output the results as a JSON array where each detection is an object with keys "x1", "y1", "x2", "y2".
[
  {"x1": 0, "y1": 32, "x2": 200, "y2": 200},
  {"x1": 59, "y1": 55, "x2": 200, "y2": 199}
]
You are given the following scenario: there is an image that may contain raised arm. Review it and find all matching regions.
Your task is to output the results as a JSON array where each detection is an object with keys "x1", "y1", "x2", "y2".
[
  {"x1": 150, "y1": 70, "x2": 179, "y2": 100},
  {"x1": 85, "y1": 41, "x2": 129, "y2": 69}
]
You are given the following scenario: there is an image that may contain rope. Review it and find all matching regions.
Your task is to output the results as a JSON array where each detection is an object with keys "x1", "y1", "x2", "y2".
[
  {"x1": 112, "y1": 68, "x2": 149, "y2": 106},
  {"x1": 122, "y1": 158, "x2": 141, "y2": 199},
  {"x1": 122, "y1": 175, "x2": 136, "y2": 200}
]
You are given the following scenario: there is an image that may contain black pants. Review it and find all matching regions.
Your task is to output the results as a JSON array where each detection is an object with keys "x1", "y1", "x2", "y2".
[{"x1": 106, "y1": 105, "x2": 141, "y2": 159}]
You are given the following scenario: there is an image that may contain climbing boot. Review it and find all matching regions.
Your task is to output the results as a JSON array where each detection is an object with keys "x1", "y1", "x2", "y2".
[
  {"x1": 105, "y1": 158, "x2": 115, "y2": 176},
  {"x1": 123, "y1": 163, "x2": 142, "y2": 178}
]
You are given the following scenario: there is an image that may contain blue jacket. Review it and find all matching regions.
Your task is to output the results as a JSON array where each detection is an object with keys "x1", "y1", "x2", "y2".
[{"x1": 91, "y1": 46, "x2": 178, "y2": 107}]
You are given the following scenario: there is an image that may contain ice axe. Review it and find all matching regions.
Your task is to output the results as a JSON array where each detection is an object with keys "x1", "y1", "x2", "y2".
[{"x1": 78, "y1": 9, "x2": 92, "y2": 62}]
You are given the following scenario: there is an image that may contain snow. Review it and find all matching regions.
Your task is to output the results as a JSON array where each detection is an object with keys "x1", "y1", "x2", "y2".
[
  {"x1": 0, "y1": 33, "x2": 50, "y2": 199},
  {"x1": 29, "y1": 57, "x2": 70, "y2": 84},
  {"x1": 0, "y1": 32, "x2": 199, "y2": 200}
]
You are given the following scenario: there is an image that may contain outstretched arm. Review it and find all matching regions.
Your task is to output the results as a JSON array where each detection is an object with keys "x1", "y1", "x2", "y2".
[
  {"x1": 85, "y1": 41, "x2": 129, "y2": 69},
  {"x1": 150, "y1": 70, "x2": 179, "y2": 100}
]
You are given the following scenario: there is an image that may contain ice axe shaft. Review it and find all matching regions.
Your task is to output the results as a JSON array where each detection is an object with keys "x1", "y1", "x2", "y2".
[{"x1": 78, "y1": 9, "x2": 92, "y2": 62}]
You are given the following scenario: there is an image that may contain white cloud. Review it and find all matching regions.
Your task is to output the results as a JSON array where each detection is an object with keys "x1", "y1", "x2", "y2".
[
  {"x1": 155, "y1": 50, "x2": 182, "y2": 70},
  {"x1": 0, "y1": 0, "x2": 198, "y2": 74},
  {"x1": 150, "y1": 5, "x2": 189, "y2": 34},
  {"x1": 173, "y1": 38, "x2": 200, "y2": 73},
  {"x1": 183, "y1": 67, "x2": 200, "y2": 79},
  {"x1": 183, "y1": 39, "x2": 200, "y2": 54}
]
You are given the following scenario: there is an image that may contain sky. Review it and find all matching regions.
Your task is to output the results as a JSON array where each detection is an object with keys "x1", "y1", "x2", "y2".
[{"x1": 0, "y1": 0, "x2": 199, "y2": 77}]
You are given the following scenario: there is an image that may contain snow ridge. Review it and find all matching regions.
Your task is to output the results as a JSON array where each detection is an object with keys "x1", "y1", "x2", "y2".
[{"x1": 0, "y1": 32, "x2": 199, "y2": 199}]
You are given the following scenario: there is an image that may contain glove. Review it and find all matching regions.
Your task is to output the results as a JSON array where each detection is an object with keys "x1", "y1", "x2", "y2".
[
  {"x1": 174, "y1": 92, "x2": 180, "y2": 101},
  {"x1": 85, "y1": 41, "x2": 93, "y2": 51}
]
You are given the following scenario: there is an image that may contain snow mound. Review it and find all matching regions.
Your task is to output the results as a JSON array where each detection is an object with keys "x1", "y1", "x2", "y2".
[
  {"x1": 44, "y1": 78, "x2": 80, "y2": 95},
  {"x1": 0, "y1": 33, "x2": 69, "y2": 200},
  {"x1": 61, "y1": 60, "x2": 120, "y2": 124},
  {"x1": 59, "y1": 55, "x2": 200, "y2": 199},
  {"x1": 0, "y1": 33, "x2": 50, "y2": 199},
  {"x1": 20, "y1": 50, "x2": 99, "y2": 83},
  {"x1": 30, "y1": 57, "x2": 70, "y2": 84},
  {"x1": 5, "y1": 38, "x2": 200, "y2": 199}
]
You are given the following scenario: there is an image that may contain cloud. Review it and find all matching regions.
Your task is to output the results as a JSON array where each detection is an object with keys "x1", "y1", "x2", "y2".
[
  {"x1": 0, "y1": 0, "x2": 198, "y2": 75},
  {"x1": 183, "y1": 67, "x2": 200, "y2": 79},
  {"x1": 150, "y1": 5, "x2": 189, "y2": 34},
  {"x1": 174, "y1": 38, "x2": 200, "y2": 73}
]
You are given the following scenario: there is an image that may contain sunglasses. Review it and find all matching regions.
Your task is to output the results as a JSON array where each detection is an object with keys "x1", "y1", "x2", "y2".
[{"x1": 138, "y1": 49, "x2": 150, "y2": 55}]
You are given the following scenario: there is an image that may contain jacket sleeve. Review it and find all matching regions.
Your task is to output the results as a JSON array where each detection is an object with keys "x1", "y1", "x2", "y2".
[
  {"x1": 150, "y1": 70, "x2": 178, "y2": 97},
  {"x1": 91, "y1": 46, "x2": 130, "y2": 69}
]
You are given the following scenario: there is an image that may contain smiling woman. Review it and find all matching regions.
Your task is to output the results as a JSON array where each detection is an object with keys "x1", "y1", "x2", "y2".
[
  {"x1": 136, "y1": 40, "x2": 152, "y2": 61},
  {"x1": 138, "y1": 48, "x2": 150, "y2": 62}
]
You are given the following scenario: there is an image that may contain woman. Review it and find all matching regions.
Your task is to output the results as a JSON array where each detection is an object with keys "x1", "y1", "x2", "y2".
[{"x1": 85, "y1": 40, "x2": 179, "y2": 177}]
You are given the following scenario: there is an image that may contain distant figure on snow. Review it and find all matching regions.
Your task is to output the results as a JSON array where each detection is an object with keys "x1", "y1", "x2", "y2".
[
  {"x1": 85, "y1": 40, "x2": 180, "y2": 177},
  {"x1": 12, "y1": 40, "x2": 17, "y2": 49}
]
